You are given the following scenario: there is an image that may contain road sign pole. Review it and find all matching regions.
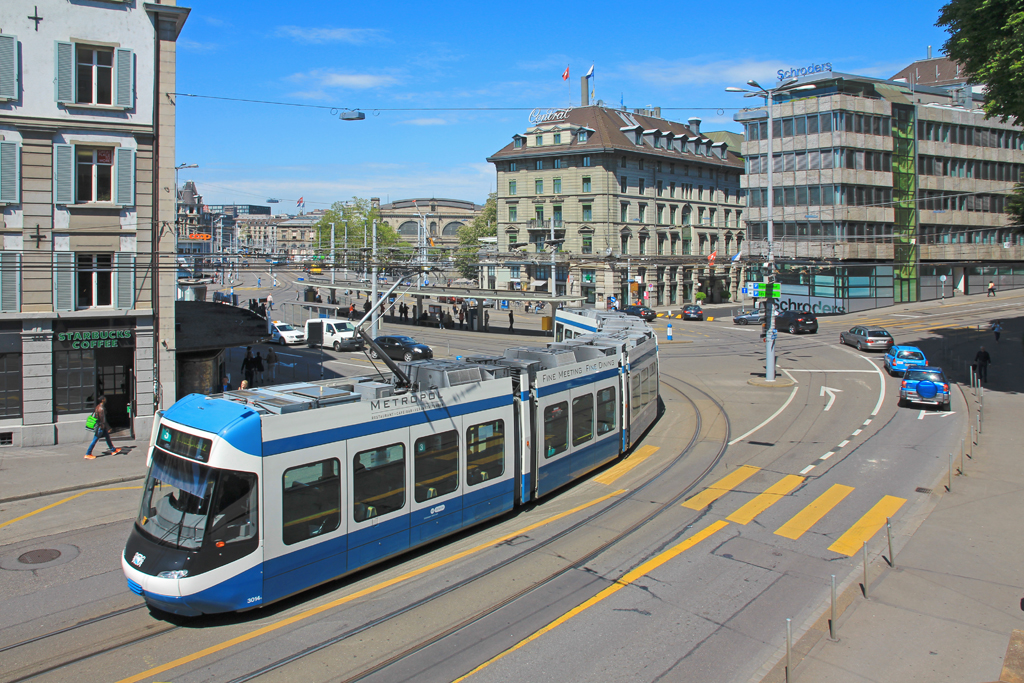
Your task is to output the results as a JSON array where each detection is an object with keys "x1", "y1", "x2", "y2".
[{"x1": 766, "y1": 278, "x2": 776, "y2": 382}]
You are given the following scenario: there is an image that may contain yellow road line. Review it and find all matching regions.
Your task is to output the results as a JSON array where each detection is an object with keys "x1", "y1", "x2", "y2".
[
  {"x1": 726, "y1": 475, "x2": 804, "y2": 525},
  {"x1": 775, "y1": 484, "x2": 854, "y2": 540},
  {"x1": 827, "y1": 495, "x2": 906, "y2": 556},
  {"x1": 452, "y1": 520, "x2": 730, "y2": 682},
  {"x1": 593, "y1": 445, "x2": 659, "y2": 485},
  {"x1": 0, "y1": 486, "x2": 142, "y2": 531},
  {"x1": 114, "y1": 489, "x2": 626, "y2": 683},
  {"x1": 682, "y1": 465, "x2": 759, "y2": 510}
]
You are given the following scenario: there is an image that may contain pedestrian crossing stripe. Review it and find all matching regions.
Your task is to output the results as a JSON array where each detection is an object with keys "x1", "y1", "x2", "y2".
[
  {"x1": 594, "y1": 445, "x2": 659, "y2": 485},
  {"x1": 774, "y1": 484, "x2": 854, "y2": 540},
  {"x1": 726, "y1": 474, "x2": 804, "y2": 525},
  {"x1": 682, "y1": 465, "x2": 759, "y2": 510},
  {"x1": 827, "y1": 495, "x2": 906, "y2": 556}
]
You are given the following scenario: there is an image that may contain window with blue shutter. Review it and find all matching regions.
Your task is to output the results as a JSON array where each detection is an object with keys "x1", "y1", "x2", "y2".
[
  {"x1": 0, "y1": 34, "x2": 17, "y2": 102},
  {"x1": 114, "y1": 147, "x2": 134, "y2": 206},
  {"x1": 0, "y1": 141, "x2": 18, "y2": 205},
  {"x1": 114, "y1": 252, "x2": 135, "y2": 309},
  {"x1": 53, "y1": 143, "x2": 74, "y2": 205},
  {"x1": 115, "y1": 48, "x2": 133, "y2": 108},
  {"x1": 54, "y1": 41, "x2": 74, "y2": 103},
  {"x1": 0, "y1": 252, "x2": 20, "y2": 313},
  {"x1": 53, "y1": 252, "x2": 75, "y2": 312}
]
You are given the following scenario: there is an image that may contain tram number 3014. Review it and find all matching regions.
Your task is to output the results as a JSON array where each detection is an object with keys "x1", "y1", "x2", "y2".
[{"x1": 247, "y1": 596, "x2": 262, "y2": 604}]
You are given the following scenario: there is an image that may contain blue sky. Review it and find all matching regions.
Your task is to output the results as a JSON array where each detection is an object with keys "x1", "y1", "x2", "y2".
[{"x1": 176, "y1": 0, "x2": 953, "y2": 210}]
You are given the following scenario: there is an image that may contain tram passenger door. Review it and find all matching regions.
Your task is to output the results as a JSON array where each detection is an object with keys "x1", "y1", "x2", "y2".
[
  {"x1": 463, "y1": 404, "x2": 515, "y2": 526},
  {"x1": 346, "y1": 430, "x2": 411, "y2": 571},
  {"x1": 408, "y1": 418, "x2": 463, "y2": 546}
]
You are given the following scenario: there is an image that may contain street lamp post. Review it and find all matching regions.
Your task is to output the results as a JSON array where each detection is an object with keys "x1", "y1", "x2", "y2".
[{"x1": 726, "y1": 78, "x2": 814, "y2": 382}]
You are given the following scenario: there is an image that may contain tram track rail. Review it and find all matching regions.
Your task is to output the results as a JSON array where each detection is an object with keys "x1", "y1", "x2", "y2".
[
  {"x1": 219, "y1": 374, "x2": 732, "y2": 683},
  {"x1": 0, "y1": 604, "x2": 147, "y2": 655}
]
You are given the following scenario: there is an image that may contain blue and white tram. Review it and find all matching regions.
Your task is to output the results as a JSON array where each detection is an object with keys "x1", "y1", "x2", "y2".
[{"x1": 123, "y1": 328, "x2": 659, "y2": 616}]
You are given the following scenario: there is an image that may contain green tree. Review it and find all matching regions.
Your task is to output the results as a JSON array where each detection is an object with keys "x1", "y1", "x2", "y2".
[
  {"x1": 938, "y1": 0, "x2": 1024, "y2": 226},
  {"x1": 454, "y1": 193, "x2": 497, "y2": 280},
  {"x1": 312, "y1": 198, "x2": 402, "y2": 272}
]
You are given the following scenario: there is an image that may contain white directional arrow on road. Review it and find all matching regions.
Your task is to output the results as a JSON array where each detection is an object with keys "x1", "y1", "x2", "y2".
[
  {"x1": 820, "y1": 386, "x2": 843, "y2": 412},
  {"x1": 918, "y1": 410, "x2": 956, "y2": 419}
]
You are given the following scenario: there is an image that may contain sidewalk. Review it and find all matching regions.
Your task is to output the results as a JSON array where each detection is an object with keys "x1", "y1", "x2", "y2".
[{"x1": 770, "y1": 317, "x2": 1024, "y2": 682}]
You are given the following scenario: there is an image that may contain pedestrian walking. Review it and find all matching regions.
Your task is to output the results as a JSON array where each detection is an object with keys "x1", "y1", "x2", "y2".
[
  {"x1": 257, "y1": 276, "x2": 262, "y2": 288},
  {"x1": 975, "y1": 346, "x2": 992, "y2": 383},
  {"x1": 266, "y1": 347, "x2": 278, "y2": 381},
  {"x1": 459, "y1": 309, "x2": 465, "y2": 330},
  {"x1": 988, "y1": 280, "x2": 996, "y2": 297},
  {"x1": 364, "y1": 299, "x2": 371, "y2": 314},
  {"x1": 266, "y1": 293, "x2": 274, "y2": 311},
  {"x1": 484, "y1": 310, "x2": 490, "y2": 331},
  {"x1": 241, "y1": 347, "x2": 255, "y2": 387},
  {"x1": 254, "y1": 351, "x2": 265, "y2": 386},
  {"x1": 85, "y1": 396, "x2": 122, "y2": 459},
  {"x1": 992, "y1": 321, "x2": 1003, "y2": 343},
  {"x1": 508, "y1": 310, "x2": 514, "y2": 333}
]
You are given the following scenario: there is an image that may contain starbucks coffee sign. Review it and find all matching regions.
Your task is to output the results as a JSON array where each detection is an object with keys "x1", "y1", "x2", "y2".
[{"x1": 56, "y1": 329, "x2": 134, "y2": 349}]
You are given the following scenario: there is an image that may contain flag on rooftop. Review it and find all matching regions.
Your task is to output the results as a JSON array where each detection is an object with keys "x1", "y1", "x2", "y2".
[
  {"x1": 296, "y1": 197, "x2": 304, "y2": 208},
  {"x1": 562, "y1": 65, "x2": 569, "y2": 81},
  {"x1": 586, "y1": 64, "x2": 594, "y2": 78}
]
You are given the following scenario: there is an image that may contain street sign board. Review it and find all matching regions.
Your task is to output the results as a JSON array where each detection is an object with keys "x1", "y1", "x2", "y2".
[{"x1": 767, "y1": 328, "x2": 778, "y2": 340}]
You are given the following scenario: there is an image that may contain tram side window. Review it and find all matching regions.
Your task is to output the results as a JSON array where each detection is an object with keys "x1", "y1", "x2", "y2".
[
  {"x1": 208, "y1": 470, "x2": 259, "y2": 547},
  {"x1": 353, "y1": 444, "x2": 406, "y2": 522},
  {"x1": 415, "y1": 430, "x2": 459, "y2": 503},
  {"x1": 572, "y1": 394, "x2": 594, "y2": 446},
  {"x1": 630, "y1": 372, "x2": 641, "y2": 417},
  {"x1": 467, "y1": 419, "x2": 505, "y2": 485},
  {"x1": 597, "y1": 387, "x2": 616, "y2": 435},
  {"x1": 544, "y1": 402, "x2": 569, "y2": 458},
  {"x1": 641, "y1": 366, "x2": 651, "y2": 407},
  {"x1": 282, "y1": 459, "x2": 340, "y2": 545}
]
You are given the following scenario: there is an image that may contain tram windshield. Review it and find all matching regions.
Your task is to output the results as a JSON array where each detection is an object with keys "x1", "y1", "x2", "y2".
[{"x1": 136, "y1": 448, "x2": 258, "y2": 550}]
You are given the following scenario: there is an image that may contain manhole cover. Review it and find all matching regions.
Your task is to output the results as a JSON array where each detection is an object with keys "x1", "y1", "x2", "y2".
[
  {"x1": 19, "y1": 549, "x2": 61, "y2": 564},
  {"x1": 916, "y1": 487, "x2": 932, "y2": 494}
]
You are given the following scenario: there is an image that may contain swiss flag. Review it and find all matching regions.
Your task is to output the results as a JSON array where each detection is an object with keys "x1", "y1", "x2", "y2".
[
  {"x1": 708, "y1": 250, "x2": 717, "y2": 263},
  {"x1": 562, "y1": 66, "x2": 570, "y2": 81}
]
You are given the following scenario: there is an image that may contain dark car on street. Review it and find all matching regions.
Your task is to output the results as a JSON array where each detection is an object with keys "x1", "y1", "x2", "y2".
[
  {"x1": 775, "y1": 310, "x2": 818, "y2": 334},
  {"x1": 623, "y1": 305, "x2": 657, "y2": 322},
  {"x1": 732, "y1": 308, "x2": 765, "y2": 325},
  {"x1": 370, "y1": 335, "x2": 433, "y2": 362},
  {"x1": 839, "y1": 325, "x2": 894, "y2": 351},
  {"x1": 682, "y1": 304, "x2": 704, "y2": 321}
]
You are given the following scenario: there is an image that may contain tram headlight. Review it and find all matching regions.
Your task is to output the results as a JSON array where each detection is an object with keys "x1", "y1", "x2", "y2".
[{"x1": 158, "y1": 570, "x2": 189, "y2": 579}]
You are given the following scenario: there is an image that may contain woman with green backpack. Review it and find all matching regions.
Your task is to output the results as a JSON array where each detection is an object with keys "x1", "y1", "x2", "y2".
[{"x1": 85, "y1": 396, "x2": 122, "y2": 460}]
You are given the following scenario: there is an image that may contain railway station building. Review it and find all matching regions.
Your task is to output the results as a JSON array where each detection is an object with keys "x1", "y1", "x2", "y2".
[
  {"x1": 736, "y1": 63, "x2": 1024, "y2": 313},
  {"x1": 0, "y1": 1, "x2": 189, "y2": 446},
  {"x1": 487, "y1": 105, "x2": 745, "y2": 308}
]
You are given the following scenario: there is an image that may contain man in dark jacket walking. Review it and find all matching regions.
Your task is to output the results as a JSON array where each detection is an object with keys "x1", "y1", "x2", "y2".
[
  {"x1": 508, "y1": 310, "x2": 514, "y2": 333},
  {"x1": 975, "y1": 346, "x2": 992, "y2": 383}
]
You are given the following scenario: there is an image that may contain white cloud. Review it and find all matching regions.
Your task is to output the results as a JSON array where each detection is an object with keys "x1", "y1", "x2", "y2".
[
  {"x1": 400, "y1": 118, "x2": 448, "y2": 126},
  {"x1": 619, "y1": 57, "x2": 783, "y2": 87},
  {"x1": 288, "y1": 69, "x2": 399, "y2": 90},
  {"x1": 178, "y1": 39, "x2": 219, "y2": 53},
  {"x1": 276, "y1": 26, "x2": 385, "y2": 44}
]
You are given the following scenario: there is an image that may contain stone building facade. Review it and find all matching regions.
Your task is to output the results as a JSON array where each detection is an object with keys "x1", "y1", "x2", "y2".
[
  {"x1": 488, "y1": 106, "x2": 745, "y2": 307},
  {"x1": 0, "y1": 1, "x2": 188, "y2": 445},
  {"x1": 379, "y1": 198, "x2": 484, "y2": 250}
]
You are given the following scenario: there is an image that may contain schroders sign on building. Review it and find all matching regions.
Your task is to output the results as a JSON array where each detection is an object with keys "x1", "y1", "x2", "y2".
[
  {"x1": 777, "y1": 62, "x2": 832, "y2": 81},
  {"x1": 529, "y1": 108, "x2": 573, "y2": 125}
]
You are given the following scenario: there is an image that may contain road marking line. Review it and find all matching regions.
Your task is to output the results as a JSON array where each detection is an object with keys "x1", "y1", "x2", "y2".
[
  {"x1": 781, "y1": 369, "x2": 878, "y2": 373},
  {"x1": 727, "y1": 475, "x2": 804, "y2": 525},
  {"x1": 114, "y1": 489, "x2": 627, "y2": 683},
  {"x1": 798, "y1": 464, "x2": 816, "y2": 475},
  {"x1": 594, "y1": 445, "x2": 659, "y2": 485},
  {"x1": 837, "y1": 440, "x2": 850, "y2": 448},
  {"x1": 819, "y1": 451, "x2": 835, "y2": 460},
  {"x1": 451, "y1": 520, "x2": 730, "y2": 682},
  {"x1": 852, "y1": 429, "x2": 862, "y2": 436},
  {"x1": 863, "y1": 420, "x2": 872, "y2": 426},
  {"x1": 682, "y1": 466, "x2": 760, "y2": 510},
  {"x1": 782, "y1": 368, "x2": 798, "y2": 384},
  {"x1": 775, "y1": 484, "x2": 855, "y2": 540},
  {"x1": 827, "y1": 495, "x2": 906, "y2": 556},
  {"x1": 728, "y1": 387, "x2": 798, "y2": 446},
  {"x1": 0, "y1": 485, "x2": 143, "y2": 531}
]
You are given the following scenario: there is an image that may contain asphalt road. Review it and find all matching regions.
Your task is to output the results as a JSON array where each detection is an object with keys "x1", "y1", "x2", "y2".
[{"x1": 0, "y1": 289, "x2": 994, "y2": 683}]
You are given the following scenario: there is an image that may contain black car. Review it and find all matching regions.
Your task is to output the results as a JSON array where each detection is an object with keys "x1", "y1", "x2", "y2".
[
  {"x1": 370, "y1": 335, "x2": 433, "y2": 362},
  {"x1": 775, "y1": 310, "x2": 818, "y2": 334},
  {"x1": 623, "y1": 305, "x2": 657, "y2": 322},
  {"x1": 682, "y1": 304, "x2": 704, "y2": 321}
]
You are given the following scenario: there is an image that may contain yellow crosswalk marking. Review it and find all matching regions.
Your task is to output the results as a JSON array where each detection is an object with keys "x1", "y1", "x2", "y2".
[
  {"x1": 682, "y1": 465, "x2": 759, "y2": 510},
  {"x1": 775, "y1": 484, "x2": 854, "y2": 539},
  {"x1": 827, "y1": 495, "x2": 906, "y2": 556},
  {"x1": 594, "y1": 445, "x2": 659, "y2": 485},
  {"x1": 727, "y1": 475, "x2": 804, "y2": 525}
]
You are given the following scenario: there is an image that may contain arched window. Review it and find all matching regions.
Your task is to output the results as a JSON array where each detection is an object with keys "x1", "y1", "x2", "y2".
[
  {"x1": 398, "y1": 221, "x2": 419, "y2": 236},
  {"x1": 442, "y1": 222, "x2": 463, "y2": 236}
]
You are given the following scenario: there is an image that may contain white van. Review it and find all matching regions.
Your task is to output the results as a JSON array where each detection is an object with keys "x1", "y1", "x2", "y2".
[{"x1": 305, "y1": 318, "x2": 363, "y2": 351}]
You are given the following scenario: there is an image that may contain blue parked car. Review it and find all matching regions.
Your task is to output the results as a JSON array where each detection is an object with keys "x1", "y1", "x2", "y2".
[
  {"x1": 884, "y1": 346, "x2": 928, "y2": 376},
  {"x1": 899, "y1": 367, "x2": 951, "y2": 411}
]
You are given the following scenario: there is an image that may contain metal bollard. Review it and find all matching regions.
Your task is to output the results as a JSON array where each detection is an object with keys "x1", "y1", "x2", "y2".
[
  {"x1": 948, "y1": 452, "x2": 953, "y2": 491},
  {"x1": 960, "y1": 438, "x2": 965, "y2": 474},
  {"x1": 978, "y1": 412, "x2": 982, "y2": 438},
  {"x1": 887, "y1": 517, "x2": 895, "y2": 569},
  {"x1": 830, "y1": 574, "x2": 838, "y2": 641},
  {"x1": 786, "y1": 617, "x2": 793, "y2": 682},
  {"x1": 970, "y1": 424, "x2": 975, "y2": 456},
  {"x1": 863, "y1": 541, "x2": 870, "y2": 599},
  {"x1": 667, "y1": 323, "x2": 673, "y2": 341}
]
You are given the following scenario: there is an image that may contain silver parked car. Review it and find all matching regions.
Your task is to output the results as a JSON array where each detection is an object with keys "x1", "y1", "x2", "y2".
[{"x1": 839, "y1": 325, "x2": 894, "y2": 351}]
